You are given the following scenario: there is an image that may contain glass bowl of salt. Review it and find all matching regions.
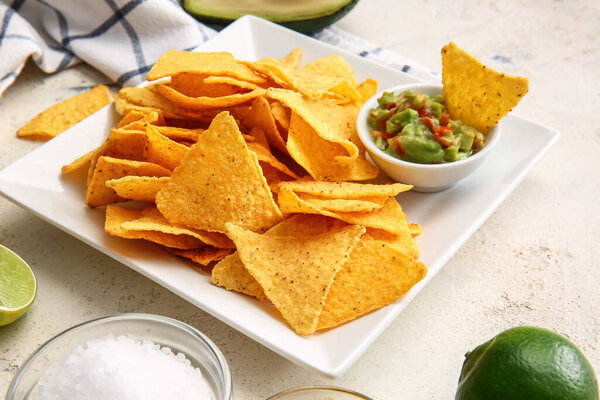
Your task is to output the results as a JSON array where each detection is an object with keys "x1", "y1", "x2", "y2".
[{"x1": 6, "y1": 313, "x2": 232, "y2": 400}]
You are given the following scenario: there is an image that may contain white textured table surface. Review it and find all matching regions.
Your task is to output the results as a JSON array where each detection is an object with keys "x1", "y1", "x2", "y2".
[{"x1": 1, "y1": 0, "x2": 599, "y2": 398}]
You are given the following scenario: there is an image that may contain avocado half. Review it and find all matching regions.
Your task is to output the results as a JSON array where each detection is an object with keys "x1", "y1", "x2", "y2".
[{"x1": 184, "y1": 0, "x2": 359, "y2": 34}]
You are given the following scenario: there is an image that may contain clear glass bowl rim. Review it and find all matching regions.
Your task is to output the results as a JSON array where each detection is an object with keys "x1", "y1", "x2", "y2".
[
  {"x1": 6, "y1": 313, "x2": 233, "y2": 400},
  {"x1": 266, "y1": 385, "x2": 374, "y2": 399}
]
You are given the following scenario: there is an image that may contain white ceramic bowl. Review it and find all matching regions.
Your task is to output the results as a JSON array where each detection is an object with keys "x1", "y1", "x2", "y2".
[{"x1": 357, "y1": 83, "x2": 502, "y2": 192}]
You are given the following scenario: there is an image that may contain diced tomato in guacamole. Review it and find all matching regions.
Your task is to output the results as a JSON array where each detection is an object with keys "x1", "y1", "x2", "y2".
[{"x1": 367, "y1": 90, "x2": 485, "y2": 164}]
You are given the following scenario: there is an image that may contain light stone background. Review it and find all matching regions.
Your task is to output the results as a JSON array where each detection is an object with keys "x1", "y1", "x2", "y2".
[{"x1": 1, "y1": 0, "x2": 599, "y2": 398}]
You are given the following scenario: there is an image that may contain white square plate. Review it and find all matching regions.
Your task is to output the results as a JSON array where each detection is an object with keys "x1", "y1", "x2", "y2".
[{"x1": 0, "y1": 16, "x2": 559, "y2": 376}]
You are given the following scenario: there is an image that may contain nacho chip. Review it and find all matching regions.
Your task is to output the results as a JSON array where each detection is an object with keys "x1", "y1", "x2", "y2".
[
  {"x1": 226, "y1": 222, "x2": 365, "y2": 334},
  {"x1": 122, "y1": 205, "x2": 234, "y2": 249},
  {"x1": 166, "y1": 247, "x2": 233, "y2": 266},
  {"x1": 118, "y1": 110, "x2": 165, "y2": 130},
  {"x1": 151, "y1": 125, "x2": 204, "y2": 142},
  {"x1": 212, "y1": 214, "x2": 331, "y2": 301},
  {"x1": 17, "y1": 85, "x2": 111, "y2": 140},
  {"x1": 365, "y1": 227, "x2": 420, "y2": 260},
  {"x1": 279, "y1": 48, "x2": 302, "y2": 69},
  {"x1": 442, "y1": 42, "x2": 529, "y2": 133},
  {"x1": 357, "y1": 78, "x2": 378, "y2": 103},
  {"x1": 317, "y1": 235, "x2": 427, "y2": 330},
  {"x1": 270, "y1": 101, "x2": 291, "y2": 131},
  {"x1": 171, "y1": 73, "x2": 241, "y2": 98},
  {"x1": 155, "y1": 84, "x2": 266, "y2": 110},
  {"x1": 409, "y1": 223, "x2": 422, "y2": 237},
  {"x1": 147, "y1": 50, "x2": 266, "y2": 83},
  {"x1": 247, "y1": 142, "x2": 299, "y2": 180},
  {"x1": 144, "y1": 124, "x2": 189, "y2": 170},
  {"x1": 244, "y1": 97, "x2": 288, "y2": 153},
  {"x1": 114, "y1": 87, "x2": 208, "y2": 120},
  {"x1": 298, "y1": 195, "x2": 386, "y2": 213},
  {"x1": 204, "y1": 75, "x2": 264, "y2": 91},
  {"x1": 86, "y1": 156, "x2": 171, "y2": 207},
  {"x1": 278, "y1": 189, "x2": 412, "y2": 236},
  {"x1": 105, "y1": 206, "x2": 203, "y2": 249},
  {"x1": 156, "y1": 112, "x2": 283, "y2": 233},
  {"x1": 105, "y1": 176, "x2": 169, "y2": 202},
  {"x1": 61, "y1": 149, "x2": 95, "y2": 174},
  {"x1": 286, "y1": 110, "x2": 378, "y2": 181},
  {"x1": 104, "y1": 129, "x2": 148, "y2": 161},
  {"x1": 279, "y1": 181, "x2": 412, "y2": 198}
]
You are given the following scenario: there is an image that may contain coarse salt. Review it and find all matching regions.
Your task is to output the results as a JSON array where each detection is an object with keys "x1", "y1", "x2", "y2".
[{"x1": 31, "y1": 334, "x2": 215, "y2": 400}]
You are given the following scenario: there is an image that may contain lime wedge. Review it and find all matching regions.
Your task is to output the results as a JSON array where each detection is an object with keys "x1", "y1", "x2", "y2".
[{"x1": 0, "y1": 244, "x2": 37, "y2": 326}]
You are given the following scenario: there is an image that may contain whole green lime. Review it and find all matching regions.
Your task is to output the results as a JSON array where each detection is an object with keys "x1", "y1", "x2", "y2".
[{"x1": 456, "y1": 326, "x2": 599, "y2": 400}]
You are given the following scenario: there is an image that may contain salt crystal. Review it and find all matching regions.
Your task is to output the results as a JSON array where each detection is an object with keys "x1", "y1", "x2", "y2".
[{"x1": 31, "y1": 334, "x2": 215, "y2": 400}]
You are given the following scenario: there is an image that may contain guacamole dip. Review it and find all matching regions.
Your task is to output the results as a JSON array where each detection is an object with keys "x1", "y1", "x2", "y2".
[{"x1": 367, "y1": 90, "x2": 485, "y2": 164}]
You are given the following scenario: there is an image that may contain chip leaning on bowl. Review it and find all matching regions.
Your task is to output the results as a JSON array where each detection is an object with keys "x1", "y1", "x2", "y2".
[
  {"x1": 366, "y1": 42, "x2": 529, "y2": 165},
  {"x1": 47, "y1": 49, "x2": 427, "y2": 335}
]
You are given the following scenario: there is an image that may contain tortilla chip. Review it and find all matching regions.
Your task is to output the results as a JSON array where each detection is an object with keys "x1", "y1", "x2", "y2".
[
  {"x1": 247, "y1": 142, "x2": 299, "y2": 180},
  {"x1": 118, "y1": 110, "x2": 164, "y2": 130},
  {"x1": 317, "y1": 235, "x2": 427, "y2": 330},
  {"x1": 204, "y1": 75, "x2": 264, "y2": 91},
  {"x1": 147, "y1": 50, "x2": 266, "y2": 83},
  {"x1": 17, "y1": 85, "x2": 111, "y2": 140},
  {"x1": 61, "y1": 149, "x2": 95, "y2": 174},
  {"x1": 298, "y1": 195, "x2": 386, "y2": 213},
  {"x1": 286, "y1": 110, "x2": 378, "y2": 181},
  {"x1": 365, "y1": 227, "x2": 420, "y2": 260},
  {"x1": 114, "y1": 87, "x2": 208, "y2": 120},
  {"x1": 270, "y1": 101, "x2": 291, "y2": 131},
  {"x1": 279, "y1": 48, "x2": 302, "y2": 69},
  {"x1": 143, "y1": 124, "x2": 189, "y2": 170},
  {"x1": 278, "y1": 190, "x2": 412, "y2": 236},
  {"x1": 212, "y1": 214, "x2": 332, "y2": 301},
  {"x1": 279, "y1": 181, "x2": 412, "y2": 198},
  {"x1": 122, "y1": 205, "x2": 234, "y2": 249},
  {"x1": 171, "y1": 73, "x2": 241, "y2": 98},
  {"x1": 225, "y1": 222, "x2": 365, "y2": 334},
  {"x1": 442, "y1": 42, "x2": 529, "y2": 133},
  {"x1": 155, "y1": 83, "x2": 266, "y2": 110},
  {"x1": 105, "y1": 176, "x2": 169, "y2": 202},
  {"x1": 86, "y1": 156, "x2": 171, "y2": 207},
  {"x1": 166, "y1": 247, "x2": 233, "y2": 266},
  {"x1": 104, "y1": 206, "x2": 203, "y2": 249},
  {"x1": 151, "y1": 125, "x2": 204, "y2": 143},
  {"x1": 409, "y1": 223, "x2": 422, "y2": 237},
  {"x1": 104, "y1": 129, "x2": 148, "y2": 161},
  {"x1": 357, "y1": 78, "x2": 378, "y2": 103},
  {"x1": 245, "y1": 97, "x2": 287, "y2": 154},
  {"x1": 156, "y1": 111, "x2": 283, "y2": 233}
]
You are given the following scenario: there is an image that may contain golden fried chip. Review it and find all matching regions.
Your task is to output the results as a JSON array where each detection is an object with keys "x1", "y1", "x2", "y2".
[
  {"x1": 298, "y1": 195, "x2": 385, "y2": 213},
  {"x1": 226, "y1": 222, "x2": 365, "y2": 335},
  {"x1": 204, "y1": 75, "x2": 264, "y2": 91},
  {"x1": 156, "y1": 112, "x2": 283, "y2": 233},
  {"x1": 150, "y1": 125, "x2": 203, "y2": 142},
  {"x1": 171, "y1": 73, "x2": 241, "y2": 98},
  {"x1": 114, "y1": 87, "x2": 207, "y2": 120},
  {"x1": 104, "y1": 129, "x2": 148, "y2": 161},
  {"x1": 279, "y1": 181, "x2": 411, "y2": 198},
  {"x1": 278, "y1": 189, "x2": 412, "y2": 236},
  {"x1": 105, "y1": 206, "x2": 203, "y2": 249},
  {"x1": 118, "y1": 110, "x2": 164, "y2": 130},
  {"x1": 442, "y1": 42, "x2": 529, "y2": 133},
  {"x1": 105, "y1": 176, "x2": 169, "y2": 202},
  {"x1": 86, "y1": 156, "x2": 171, "y2": 207},
  {"x1": 244, "y1": 97, "x2": 288, "y2": 153},
  {"x1": 122, "y1": 205, "x2": 234, "y2": 248},
  {"x1": 286, "y1": 111, "x2": 378, "y2": 181},
  {"x1": 279, "y1": 48, "x2": 302, "y2": 69},
  {"x1": 212, "y1": 214, "x2": 332, "y2": 301},
  {"x1": 270, "y1": 101, "x2": 291, "y2": 131},
  {"x1": 155, "y1": 83, "x2": 266, "y2": 110},
  {"x1": 317, "y1": 235, "x2": 427, "y2": 330},
  {"x1": 61, "y1": 149, "x2": 95, "y2": 174},
  {"x1": 409, "y1": 223, "x2": 422, "y2": 237},
  {"x1": 17, "y1": 85, "x2": 111, "y2": 140},
  {"x1": 144, "y1": 124, "x2": 189, "y2": 170},
  {"x1": 166, "y1": 247, "x2": 233, "y2": 266},
  {"x1": 365, "y1": 227, "x2": 419, "y2": 260},
  {"x1": 247, "y1": 142, "x2": 299, "y2": 180},
  {"x1": 147, "y1": 50, "x2": 266, "y2": 83},
  {"x1": 356, "y1": 78, "x2": 378, "y2": 103}
]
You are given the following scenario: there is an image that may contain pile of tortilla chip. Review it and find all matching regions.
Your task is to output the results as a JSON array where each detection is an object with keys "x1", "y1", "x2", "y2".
[{"x1": 61, "y1": 49, "x2": 427, "y2": 334}]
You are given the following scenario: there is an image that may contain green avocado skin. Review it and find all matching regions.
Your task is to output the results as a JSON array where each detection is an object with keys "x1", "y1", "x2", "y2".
[
  {"x1": 184, "y1": 0, "x2": 359, "y2": 34},
  {"x1": 455, "y1": 326, "x2": 599, "y2": 400}
]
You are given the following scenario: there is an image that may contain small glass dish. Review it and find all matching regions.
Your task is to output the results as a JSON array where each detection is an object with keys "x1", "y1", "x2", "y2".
[
  {"x1": 267, "y1": 385, "x2": 374, "y2": 400},
  {"x1": 357, "y1": 83, "x2": 502, "y2": 192},
  {"x1": 6, "y1": 313, "x2": 232, "y2": 400}
]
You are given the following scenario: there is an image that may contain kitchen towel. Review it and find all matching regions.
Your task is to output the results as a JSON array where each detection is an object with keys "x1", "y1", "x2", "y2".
[{"x1": 0, "y1": 0, "x2": 436, "y2": 97}]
